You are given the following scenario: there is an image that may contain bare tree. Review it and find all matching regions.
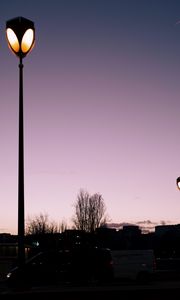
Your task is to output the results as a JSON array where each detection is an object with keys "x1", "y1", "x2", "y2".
[
  {"x1": 58, "y1": 220, "x2": 68, "y2": 233},
  {"x1": 26, "y1": 213, "x2": 59, "y2": 235},
  {"x1": 72, "y1": 189, "x2": 107, "y2": 232}
]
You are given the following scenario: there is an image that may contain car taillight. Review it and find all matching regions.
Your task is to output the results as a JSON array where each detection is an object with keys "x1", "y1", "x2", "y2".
[
  {"x1": 153, "y1": 259, "x2": 156, "y2": 270},
  {"x1": 106, "y1": 260, "x2": 113, "y2": 267}
]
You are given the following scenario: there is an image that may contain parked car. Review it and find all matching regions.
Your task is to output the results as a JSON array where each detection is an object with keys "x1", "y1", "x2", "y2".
[
  {"x1": 111, "y1": 249, "x2": 156, "y2": 282},
  {"x1": 6, "y1": 246, "x2": 113, "y2": 289}
]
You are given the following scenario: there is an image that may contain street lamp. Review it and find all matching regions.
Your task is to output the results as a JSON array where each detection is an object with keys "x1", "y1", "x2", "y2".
[
  {"x1": 176, "y1": 177, "x2": 180, "y2": 190},
  {"x1": 6, "y1": 16, "x2": 35, "y2": 267}
]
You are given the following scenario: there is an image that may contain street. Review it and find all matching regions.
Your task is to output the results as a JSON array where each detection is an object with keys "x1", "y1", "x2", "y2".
[{"x1": 1, "y1": 277, "x2": 180, "y2": 299}]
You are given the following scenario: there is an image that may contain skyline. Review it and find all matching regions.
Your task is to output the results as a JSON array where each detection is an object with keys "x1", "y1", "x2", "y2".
[{"x1": 1, "y1": 0, "x2": 180, "y2": 234}]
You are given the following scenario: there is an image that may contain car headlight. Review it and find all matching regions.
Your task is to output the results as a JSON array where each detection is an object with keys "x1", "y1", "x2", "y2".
[{"x1": 6, "y1": 272, "x2": 12, "y2": 279}]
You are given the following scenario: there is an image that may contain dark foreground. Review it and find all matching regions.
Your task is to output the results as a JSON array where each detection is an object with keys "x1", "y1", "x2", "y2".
[{"x1": 1, "y1": 279, "x2": 180, "y2": 300}]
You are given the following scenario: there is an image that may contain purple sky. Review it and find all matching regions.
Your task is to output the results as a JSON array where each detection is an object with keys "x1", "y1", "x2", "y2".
[{"x1": 1, "y1": 0, "x2": 180, "y2": 234}]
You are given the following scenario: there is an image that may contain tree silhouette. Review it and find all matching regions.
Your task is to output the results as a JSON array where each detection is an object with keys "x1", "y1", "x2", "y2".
[
  {"x1": 72, "y1": 189, "x2": 107, "y2": 232},
  {"x1": 26, "y1": 213, "x2": 59, "y2": 235}
]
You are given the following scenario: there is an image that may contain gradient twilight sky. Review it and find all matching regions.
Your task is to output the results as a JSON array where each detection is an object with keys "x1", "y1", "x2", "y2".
[{"x1": 1, "y1": 0, "x2": 180, "y2": 234}]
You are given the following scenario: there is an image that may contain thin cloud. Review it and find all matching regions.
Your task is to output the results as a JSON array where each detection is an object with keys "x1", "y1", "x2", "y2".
[
  {"x1": 107, "y1": 220, "x2": 178, "y2": 233},
  {"x1": 136, "y1": 220, "x2": 155, "y2": 225},
  {"x1": 175, "y1": 20, "x2": 180, "y2": 26}
]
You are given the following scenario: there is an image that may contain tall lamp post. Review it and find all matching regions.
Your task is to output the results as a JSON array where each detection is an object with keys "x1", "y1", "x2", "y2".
[{"x1": 6, "y1": 17, "x2": 35, "y2": 267}]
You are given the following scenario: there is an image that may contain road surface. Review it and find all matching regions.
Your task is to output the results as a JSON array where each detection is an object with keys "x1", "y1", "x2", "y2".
[{"x1": 1, "y1": 278, "x2": 180, "y2": 299}]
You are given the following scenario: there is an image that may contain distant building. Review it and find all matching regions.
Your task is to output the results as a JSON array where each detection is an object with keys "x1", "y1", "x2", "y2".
[
  {"x1": 122, "y1": 225, "x2": 141, "y2": 236},
  {"x1": 154, "y1": 224, "x2": 180, "y2": 257},
  {"x1": 155, "y1": 224, "x2": 180, "y2": 237},
  {"x1": 121, "y1": 225, "x2": 142, "y2": 249},
  {"x1": 95, "y1": 227, "x2": 117, "y2": 249}
]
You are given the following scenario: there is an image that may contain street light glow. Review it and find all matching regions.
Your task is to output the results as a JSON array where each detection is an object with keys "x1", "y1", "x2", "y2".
[
  {"x1": 6, "y1": 17, "x2": 35, "y2": 58},
  {"x1": 6, "y1": 28, "x2": 20, "y2": 53},
  {"x1": 177, "y1": 177, "x2": 180, "y2": 190},
  {"x1": 21, "y1": 29, "x2": 34, "y2": 53}
]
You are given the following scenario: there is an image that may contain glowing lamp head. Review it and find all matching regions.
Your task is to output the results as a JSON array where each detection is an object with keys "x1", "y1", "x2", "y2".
[
  {"x1": 176, "y1": 177, "x2": 180, "y2": 190},
  {"x1": 6, "y1": 17, "x2": 35, "y2": 58}
]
